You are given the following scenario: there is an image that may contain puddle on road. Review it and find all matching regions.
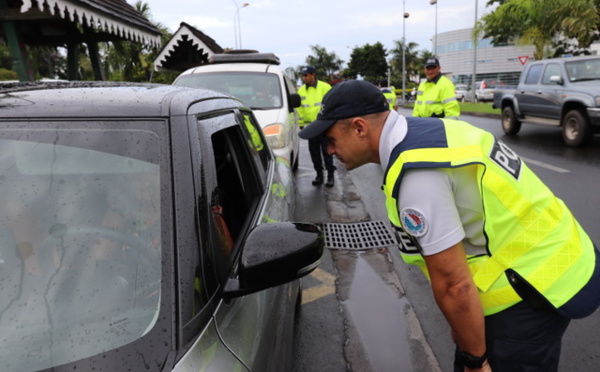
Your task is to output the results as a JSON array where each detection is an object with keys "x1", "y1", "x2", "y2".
[{"x1": 341, "y1": 253, "x2": 413, "y2": 372}]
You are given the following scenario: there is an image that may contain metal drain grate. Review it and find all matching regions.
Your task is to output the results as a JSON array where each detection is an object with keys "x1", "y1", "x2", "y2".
[{"x1": 322, "y1": 220, "x2": 398, "y2": 250}]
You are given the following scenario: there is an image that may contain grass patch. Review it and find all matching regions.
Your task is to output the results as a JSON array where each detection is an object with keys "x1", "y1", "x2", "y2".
[
  {"x1": 402, "y1": 102, "x2": 500, "y2": 116},
  {"x1": 459, "y1": 102, "x2": 500, "y2": 115}
]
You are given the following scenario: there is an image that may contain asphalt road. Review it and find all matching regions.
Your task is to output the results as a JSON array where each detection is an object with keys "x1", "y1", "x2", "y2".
[{"x1": 292, "y1": 109, "x2": 600, "y2": 372}]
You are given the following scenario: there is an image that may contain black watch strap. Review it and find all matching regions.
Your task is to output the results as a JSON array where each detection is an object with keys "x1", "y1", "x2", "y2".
[{"x1": 456, "y1": 349, "x2": 487, "y2": 369}]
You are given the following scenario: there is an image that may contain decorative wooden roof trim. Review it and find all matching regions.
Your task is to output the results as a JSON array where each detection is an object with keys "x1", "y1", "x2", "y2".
[
  {"x1": 153, "y1": 22, "x2": 223, "y2": 70},
  {"x1": 20, "y1": 0, "x2": 161, "y2": 47}
]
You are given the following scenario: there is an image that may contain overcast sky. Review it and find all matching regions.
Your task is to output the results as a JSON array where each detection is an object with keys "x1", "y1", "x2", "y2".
[{"x1": 137, "y1": 0, "x2": 494, "y2": 70}]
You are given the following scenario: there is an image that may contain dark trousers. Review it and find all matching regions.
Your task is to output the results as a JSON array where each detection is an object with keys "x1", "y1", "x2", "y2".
[
  {"x1": 308, "y1": 135, "x2": 334, "y2": 174},
  {"x1": 454, "y1": 300, "x2": 570, "y2": 372}
]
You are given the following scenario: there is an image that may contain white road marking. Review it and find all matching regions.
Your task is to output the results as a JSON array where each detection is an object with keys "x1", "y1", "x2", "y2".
[{"x1": 522, "y1": 157, "x2": 570, "y2": 173}]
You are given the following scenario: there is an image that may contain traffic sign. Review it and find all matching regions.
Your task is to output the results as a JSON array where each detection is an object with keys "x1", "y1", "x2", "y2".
[{"x1": 518, "y1": 56, "x2": 529, "y2": 65}]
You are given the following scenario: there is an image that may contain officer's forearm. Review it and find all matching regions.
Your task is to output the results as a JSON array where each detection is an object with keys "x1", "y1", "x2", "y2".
[{"x1": 424, "y1": 243, "x2": 486, "y2": 357}]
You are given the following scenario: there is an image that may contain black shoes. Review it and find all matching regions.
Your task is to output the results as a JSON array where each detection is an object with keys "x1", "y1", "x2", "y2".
[
  {"x1": 312, "y1": 174, "x2": 323, "y2": 186},
  {"x1": 325, "y1": 173, "x2": 334, "y2": 188},
  {"x1": 312, "y1": 173, "x2": 334, "y2": 187}
]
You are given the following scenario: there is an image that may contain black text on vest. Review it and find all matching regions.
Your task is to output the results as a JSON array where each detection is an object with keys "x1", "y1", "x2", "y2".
[{"x1": 490, "y1": 139, "x2": 522, "y2": 180}]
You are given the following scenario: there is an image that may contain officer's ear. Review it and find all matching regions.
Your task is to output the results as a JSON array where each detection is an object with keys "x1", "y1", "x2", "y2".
[{"x1": 351, "y1": 117, "x2": 369, "y2": 138}]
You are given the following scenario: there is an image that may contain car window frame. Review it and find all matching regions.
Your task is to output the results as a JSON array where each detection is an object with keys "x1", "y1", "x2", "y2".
[
  {"x1": 542, "y1": 63, "x2": 561, "y2": 85},
  {"x1": 524, "y1": 64, "x2": 543, "y2": 85},
  {"x1": 178, "y1": 103, "x2": 273, "y2": 345}
]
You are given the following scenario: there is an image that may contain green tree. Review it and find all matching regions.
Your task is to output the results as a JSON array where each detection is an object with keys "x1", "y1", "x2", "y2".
[
  {"x1": 101, "y1": 1, "x2": 172, "y2": 82},
  {"x1": 301, "y1": 45, "x2": 344, "y2": 82},
  {"x1": 475, "y1": 0, "x2": 599, "y2": 60},
  {"x1": 0, "y1": 40, "x2": 12, "y2": 71},
  {"x1": 389, "y1": 39, "x2": 420, "y2": 87},
  {"x1": 345, "y1": 42, "x2": 388, "y2": 84}
]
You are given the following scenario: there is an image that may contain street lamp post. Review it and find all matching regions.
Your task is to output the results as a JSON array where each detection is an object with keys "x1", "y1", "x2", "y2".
[
  {"x1": 430, "y1": 0, "x2": 438, "y2": 56},
  {"x1": 402, "y1": 1, "x2": 409, "y2": 104},
  {"x1": 472, "y1": 0, "x2": 478, "y2": 100},
  {"x1": 232, "y1": 1, "x2": 249, "y2": 49}
]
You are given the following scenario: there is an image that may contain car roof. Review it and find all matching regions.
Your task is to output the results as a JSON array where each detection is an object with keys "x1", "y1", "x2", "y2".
[
  {"x1": 178, "y1": 62, "x2": 284, "y2": 76},
  {"x1": 0, "y1": 81, "x2": 237, "y2": 119}
]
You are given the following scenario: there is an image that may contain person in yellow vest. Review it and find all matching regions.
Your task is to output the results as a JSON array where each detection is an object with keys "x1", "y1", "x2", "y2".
[
  {"x1": 297, "y1": 66, "x2": 335, "y2": 187},
  {"x1": 378, "y1": 78, "x2": 398, "y2": 111},
  {"x1": 413, "y1": 58, "x2": 460, "y2": 120},
  {"x1": 299, "y1": 80, "x2": 600, "y2": 372}
]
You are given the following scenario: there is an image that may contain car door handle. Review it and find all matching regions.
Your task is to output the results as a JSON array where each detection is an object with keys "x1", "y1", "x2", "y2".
[{"x1": 537, "y1": 91, "x2": 543, "y2": 94}]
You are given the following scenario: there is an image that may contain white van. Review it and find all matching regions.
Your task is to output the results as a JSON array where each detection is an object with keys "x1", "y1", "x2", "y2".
[{"x1": 173, "y1": 51, "x2": 301, "y2": 170}]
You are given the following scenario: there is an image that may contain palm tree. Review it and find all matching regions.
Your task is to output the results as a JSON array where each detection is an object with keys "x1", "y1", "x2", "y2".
[
  {"x1": 389, "y1": 39, "x2": 420, "y2": 86},
  {"x1": 303, "y1": 45, "x2": 344, "y2": 81}
]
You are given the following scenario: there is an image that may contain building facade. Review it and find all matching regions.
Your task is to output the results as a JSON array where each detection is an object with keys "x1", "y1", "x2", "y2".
[
  {"x1": 436, "y1": 28, "x2": 535, "y2": 87},
  {"x1": 436, "y1": 28, "x2": 600, "y2": 88}
]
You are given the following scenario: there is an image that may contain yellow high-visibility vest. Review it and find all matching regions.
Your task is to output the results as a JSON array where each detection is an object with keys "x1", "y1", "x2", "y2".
[
  {"x1": 412, "y1": 75, "x2": 459, "y2": 119},
  {"x1": 297, "y1": 80, "x2": 331, "y2": 127},
  {"x1": 383, "y1": 118, "x2": 595, "y2": 315},
  {"x1": 381, "y1": 88, "x2": 397, "y2": 110}
]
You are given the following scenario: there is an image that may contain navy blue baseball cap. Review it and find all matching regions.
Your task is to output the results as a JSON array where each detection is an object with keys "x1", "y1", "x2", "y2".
[
  {"x1": 424, "y1": 58, "x2": 440, "y2": 67},
  {"x1": 298, "y1": 80, "x2": 390, "y2": 140},
  {"x1": 300, "y1": 66, "x2": 316, "y2": 74}
]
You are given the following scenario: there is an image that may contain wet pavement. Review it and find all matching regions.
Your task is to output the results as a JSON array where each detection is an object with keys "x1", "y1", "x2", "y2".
[{"x1": 293, "y1": 139, "x2": 442, "y2": 372}]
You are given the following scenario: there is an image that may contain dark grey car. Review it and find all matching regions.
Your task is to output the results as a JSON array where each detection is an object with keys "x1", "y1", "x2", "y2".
[{"x1": 0, "y1": 82, "x2": 323, "y2": 372}]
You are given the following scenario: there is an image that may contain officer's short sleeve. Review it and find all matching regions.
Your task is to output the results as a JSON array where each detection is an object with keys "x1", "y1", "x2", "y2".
[{"x1": 398, "y1": 168, "x2": 465, "y2": 255}]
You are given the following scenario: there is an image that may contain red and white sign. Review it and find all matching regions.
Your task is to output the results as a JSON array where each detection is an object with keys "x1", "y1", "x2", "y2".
[{"x1": 518, "y1": 56, "x2": 530, "y2": 65}]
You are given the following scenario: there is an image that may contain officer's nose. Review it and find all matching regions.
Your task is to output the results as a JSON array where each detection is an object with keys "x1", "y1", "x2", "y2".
[{"x1": 326, "y1": 142, "x2": 335, "y2": 155}]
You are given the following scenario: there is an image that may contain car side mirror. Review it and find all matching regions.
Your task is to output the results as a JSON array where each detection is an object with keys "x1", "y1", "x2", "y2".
[
  {"x1": 223, "y1": 222, "x2": 323, "y2": 298},
  {"x1": 549, "y1": 75, "x2": 563, "y2": 85},
  {"x1": 289, "y1": 93, "x2": 301, "y2": 110}
]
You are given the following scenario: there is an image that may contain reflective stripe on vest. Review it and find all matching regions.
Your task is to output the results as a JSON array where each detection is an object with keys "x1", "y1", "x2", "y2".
[{"x1": 382, "y1": 118, "x2": 595, "y2": 315}]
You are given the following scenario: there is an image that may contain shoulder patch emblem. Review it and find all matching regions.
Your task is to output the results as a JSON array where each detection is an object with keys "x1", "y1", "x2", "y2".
[{"x1": 400, "y1": 208, "x2": 428, "y2": 238}]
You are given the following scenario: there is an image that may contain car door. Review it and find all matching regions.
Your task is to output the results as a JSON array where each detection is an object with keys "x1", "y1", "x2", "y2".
[
  {"x1": 205, "y1": 110, "x2": 299, "y2": 372},
  {"x1": 283, "y1": 74, "x2": 301, "y2": 169},
  {"x1": 534, "y1": 63, "x2": 563, "y2": 119},
  {"x1": 174, "y1": 100, "x2": 298, "y2": 372},
  {"x1": 516, "y1": 63, "x2": 544, "y2": 116}
]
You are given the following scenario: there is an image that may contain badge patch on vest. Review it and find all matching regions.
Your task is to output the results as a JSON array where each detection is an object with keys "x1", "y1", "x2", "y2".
[{"x1": 400, "y1": 208, "x2": 428, "y2": 237}]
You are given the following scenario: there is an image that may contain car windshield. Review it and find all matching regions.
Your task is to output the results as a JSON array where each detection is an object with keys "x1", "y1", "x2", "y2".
[
  {"x1": 175, "y1": 71, "x2": 283, "y2": 110},
  {"x1": 0, "y1": 123, "x2": 164, "y2": 372},
  {"x1": 566, "y1": 58, "x2": 600, "y2": 82}
]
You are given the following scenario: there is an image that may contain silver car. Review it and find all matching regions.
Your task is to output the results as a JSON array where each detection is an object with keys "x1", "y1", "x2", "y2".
[
  {"x1": 454, "y1": 83, "x2": 473, "y2": 102},
  {"x1": 0, "y1": 82, "x2": 322, "y2": 372}
]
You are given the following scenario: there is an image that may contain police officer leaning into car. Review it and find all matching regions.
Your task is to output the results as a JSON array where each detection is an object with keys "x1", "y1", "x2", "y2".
[
  {"x1": 299, "y1": 80, "x2": 600, "y2": 372},
  {"x1": 297, "y1": 66, "x2": 335, "y2": 187},
  {"x1": 413, "y1": 58, "x2": 460, "y2": 120}
]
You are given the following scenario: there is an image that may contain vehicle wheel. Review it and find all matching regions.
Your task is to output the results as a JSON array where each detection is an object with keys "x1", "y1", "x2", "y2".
[
  {"x1": 501, "y1": 106, "x2": 522, "y2": 135},
  {"x1": 562, "y1": 109, "x2": 592, "y2": 147}
]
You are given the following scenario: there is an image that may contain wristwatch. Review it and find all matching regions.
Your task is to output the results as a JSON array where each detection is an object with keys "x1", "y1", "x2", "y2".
[{"x1": 455, "y1": 349, "x2": 487, "y2": 369}]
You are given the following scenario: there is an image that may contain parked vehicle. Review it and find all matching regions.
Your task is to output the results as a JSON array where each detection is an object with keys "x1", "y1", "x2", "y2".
[
  {"x1": 173, "y1": 51, "x2": 301, "y2": 170},
  {"x1": 455, "y1": 83, "x2": 473, "y2": 102},
  {"x1": 493, "y1": 55, "x2": 600, "y2": 146},
  {"x1": 0, "y1": 82, "x2": 323, "y2": 372},
  {"x1": 475, "y1": 80, "x2": 504, "y2": 102}
]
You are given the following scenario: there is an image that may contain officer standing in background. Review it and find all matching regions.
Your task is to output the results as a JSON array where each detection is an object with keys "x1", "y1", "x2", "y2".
[
  {"x1": 378, "y1": 78, "x2": 398, "y2": 111},
  {"x1": 413, "y1": 58, "x2": 460, "y2": 119},
  {"x1": 299, "y1": 80, "x2": 600, "y2": 372},
  {"x1": 297, "y1": 66, "x2": 335, "y2": 187}
]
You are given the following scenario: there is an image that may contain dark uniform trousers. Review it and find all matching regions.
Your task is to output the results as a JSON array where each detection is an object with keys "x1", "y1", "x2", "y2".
[{"x1": 308, "y1": 135, "x2": 334, "y2": 175}]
